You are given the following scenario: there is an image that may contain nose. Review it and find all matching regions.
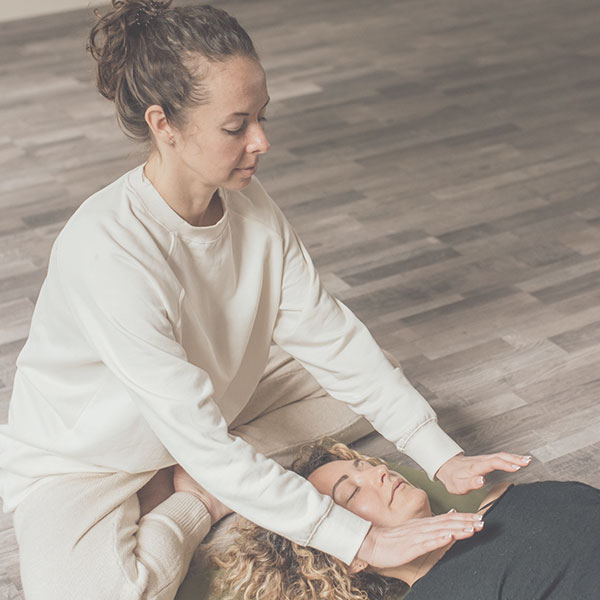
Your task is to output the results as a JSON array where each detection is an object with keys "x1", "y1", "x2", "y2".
[
  {"x1": 372, "y1": 464, "x2": 391, "y2": 486},
  {"x1": 356, "y1": 463, "x2": 391, "y2": 488},
  {"x1": 246, "y1": 124, "x2": 270, "y2": 155}
]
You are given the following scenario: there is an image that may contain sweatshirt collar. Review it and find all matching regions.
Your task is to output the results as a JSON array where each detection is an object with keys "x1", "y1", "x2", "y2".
[{"x1": 129, "y1": 162, "x2": 230, "y2": 243}]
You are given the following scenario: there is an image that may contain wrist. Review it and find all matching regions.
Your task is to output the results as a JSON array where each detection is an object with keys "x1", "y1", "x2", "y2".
[
  {"x1": 180, "y1": 491, "x2": 218, "y2": 524},
  {"x1": 435, "y1": 452, "x2": 463, "y2": 482}
]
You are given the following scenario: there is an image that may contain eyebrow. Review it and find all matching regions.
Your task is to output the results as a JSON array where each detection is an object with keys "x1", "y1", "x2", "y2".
[
  {"x1": 331, "y1": 458, "x2": 361, "y2": 503},
  {"x1": 226, "y1": 96, "x2": 270, "y2": 118}
]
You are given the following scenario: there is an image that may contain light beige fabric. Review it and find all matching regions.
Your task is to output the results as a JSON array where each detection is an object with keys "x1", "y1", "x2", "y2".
[
  {"x1": 228, "y1": 343, "x2": 405, "y2": 468},
  {"x1": 14, "y1": 471, "x2": 211, "y2": 600},
  {"x1": 12, "y1": 343, "x2": 399, "y2": 599}
]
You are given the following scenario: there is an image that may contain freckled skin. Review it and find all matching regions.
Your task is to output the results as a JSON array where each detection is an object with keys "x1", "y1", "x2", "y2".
[
  {"x1": 172, "y1": 55, "x2": 271, "y2": 191},
  {"x1": 143, "y1": 55, "x2": 271, "y2": 225}
]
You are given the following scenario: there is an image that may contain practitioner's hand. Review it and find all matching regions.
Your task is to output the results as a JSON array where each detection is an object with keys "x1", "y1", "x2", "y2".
[
  {"x1": 354, "y1": 510, "x2": 484, "y2": 570},
  {"x1": 173, "y1": 464, "x2": 233, "y2": 525},
  {"x1": 435, "y1": 452, "x2": 532, "y2": 494}
]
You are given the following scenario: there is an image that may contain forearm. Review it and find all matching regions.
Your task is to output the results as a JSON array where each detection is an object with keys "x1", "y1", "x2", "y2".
[{"x1": 306, "y1": 501, "x2": 372, "y2": 565}]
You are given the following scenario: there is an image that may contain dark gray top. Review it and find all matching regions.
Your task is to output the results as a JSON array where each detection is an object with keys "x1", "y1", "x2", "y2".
[{"x1": 405, "y1": 481, "x2": 600, "y2": 600}]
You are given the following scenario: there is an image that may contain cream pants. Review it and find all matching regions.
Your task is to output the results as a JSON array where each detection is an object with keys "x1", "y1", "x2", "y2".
[{"x1": 13, "y1": 344, "x2": 399, "y2": 600}]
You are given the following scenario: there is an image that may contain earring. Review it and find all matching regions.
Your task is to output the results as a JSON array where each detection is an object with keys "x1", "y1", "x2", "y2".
[
  {"x1": 169, "y1": 138, "x2": 175, "y2": 145},
  {"x1": 350, "y1": 558, "x2": 367, "y2": 572}
]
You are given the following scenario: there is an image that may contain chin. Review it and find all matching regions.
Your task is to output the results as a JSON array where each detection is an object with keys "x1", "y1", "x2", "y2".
[
  {"x1": 408, "y1": 488, "x2": 432, "y2": 516},
  {"x1": 386, "y1": 489, "x2": 432, "y2": 526},
  {"x1": 225, "y1": 175, "x2": 254, "y2": 191}
]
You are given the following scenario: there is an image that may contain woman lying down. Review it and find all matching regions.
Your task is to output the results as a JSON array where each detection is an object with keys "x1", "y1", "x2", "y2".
[{"x1": 209, "y1": 438, "x2": 600, "y2": 600}]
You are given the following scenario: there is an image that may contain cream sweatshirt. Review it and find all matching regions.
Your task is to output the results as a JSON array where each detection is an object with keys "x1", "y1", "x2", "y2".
[{"x1": 0, "y1": 164, "x2": 462, "y2": 564}]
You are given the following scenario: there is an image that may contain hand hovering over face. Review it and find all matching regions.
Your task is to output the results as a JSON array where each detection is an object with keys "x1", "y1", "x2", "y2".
[
  {"x1": 435, "y1": 452, "x2": 532, "y2": 494},
  {"x1": 354, "y1": 509, "x2": 484, "y2": 570},
  {"x1": 357, "y1": 453, "x2": 533, "y2": 568}
]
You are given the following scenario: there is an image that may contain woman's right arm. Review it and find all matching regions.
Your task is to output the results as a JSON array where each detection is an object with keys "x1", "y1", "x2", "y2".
[{"x1": 54, "y1": 229, "x2": 372, "y2": 565}]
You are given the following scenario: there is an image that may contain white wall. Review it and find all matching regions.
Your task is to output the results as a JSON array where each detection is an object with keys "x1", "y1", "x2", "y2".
[{"x1": 0, "y1": 0, "x2": 107, "y2": 24}]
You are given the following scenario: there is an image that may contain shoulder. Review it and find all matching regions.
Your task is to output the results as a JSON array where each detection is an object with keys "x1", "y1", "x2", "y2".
[
  {"x1": 54, "y1": 178, "x2": 177, "y2": 301},
  {"x1": 478, "y1": 480, "x2": 600, "y2": 519},
  {"x1": 56, "y1": 177, "x2": 166, "y2": 274},
  {"x1": 477, "y1": 482, "x2": 513, "y2": 514},
  {"x1": 507, "y1": 480, "x2": 600, "y2": 503}
]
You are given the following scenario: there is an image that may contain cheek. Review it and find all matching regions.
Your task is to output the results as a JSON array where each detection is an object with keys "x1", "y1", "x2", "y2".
[
  {"x1": 221, "y1": 135, "x2": 247, "y2": 153},
  {"x1": 220, "y1": 143, "x2": 248, "y2": 171},
  {"x1": 350, "y1": 494, "x2": 387, "y2": 523},
  {"x1": 382, "y1": 489, "x2": 431, "y2": 526},
  {"x1": 189, "y1": 132, "x2": 243, "y2": 162},
  {"x1": 401, "y1": 490, "x2": 430, "y2": 516}
]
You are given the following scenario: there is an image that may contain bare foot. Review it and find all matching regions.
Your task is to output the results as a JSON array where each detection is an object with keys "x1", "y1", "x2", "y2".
[{"x1": 173, "y1": 464, "x2": 233, "y2": 525}]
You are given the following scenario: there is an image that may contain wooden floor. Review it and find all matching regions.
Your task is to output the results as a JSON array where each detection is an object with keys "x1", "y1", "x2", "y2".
[{"x1": 2, "y1": 0, "x2": 600, "y2": 597}]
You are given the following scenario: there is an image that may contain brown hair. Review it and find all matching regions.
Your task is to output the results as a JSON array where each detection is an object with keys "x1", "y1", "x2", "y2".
[
  {"x1": 86, "y1": 1, "x2": 258, "y2": 147},
  {"x1": 208, "y1": 438, "x2": 408, "y2": 600}
]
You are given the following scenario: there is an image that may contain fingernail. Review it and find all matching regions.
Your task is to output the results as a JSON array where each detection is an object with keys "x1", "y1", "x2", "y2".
[
  {"x1": 447, "y1": 508, "x2": 456, "y2": 513},
  {"x1": 443, "y1": 533, "x2": 452, "y2": 539},
  {"x1": 464, "y1": 526, "x2": 474, "y2": 533},
  {"x1": 478, "y1": 476, "x2": 485, "y2": 484},
  {"x1": 512, "y1": 464, "x2": 521, "y2": 470},
  {"x1": 472, "y1": 514, "x2": 483, "y2": 521},
  {"x1": 522, "y1": 455, "x2": 532, "y2": 463},
  {"x1": 474, "y1": 521, "x2": 484, "y2": 529}
]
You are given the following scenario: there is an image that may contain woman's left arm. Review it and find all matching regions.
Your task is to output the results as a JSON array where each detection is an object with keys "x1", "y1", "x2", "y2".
[
  {"x1": 265, "y1": 188, "x2": 461, "y2": 481},
  {"x1": 263, "y1": 183, "x2": 531, "y2": 488}
]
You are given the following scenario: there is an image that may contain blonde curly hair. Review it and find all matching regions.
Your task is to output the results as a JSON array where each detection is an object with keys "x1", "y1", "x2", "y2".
[{"x1": 206, "y1": 437, "x2": 408, "y2": 600}]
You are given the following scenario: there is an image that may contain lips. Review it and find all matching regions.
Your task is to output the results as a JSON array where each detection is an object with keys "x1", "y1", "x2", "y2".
[{"x1": 391, "y1": 478, "x2": 404, "y2": 503}]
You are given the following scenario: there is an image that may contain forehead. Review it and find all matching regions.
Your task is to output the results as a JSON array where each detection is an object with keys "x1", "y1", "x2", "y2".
[
  {"x1": 202, "y1": 55, "x2": 267, "y2": 110},
  {"x1": 307, "y1": 459, "x2": 356, "y2": 495}
]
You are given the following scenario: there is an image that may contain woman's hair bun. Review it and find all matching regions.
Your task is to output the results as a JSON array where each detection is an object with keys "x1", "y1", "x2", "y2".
[
  {"x1": 87, "y1": 0, "x2": 172, "y2": 102},
  {"x1": 86, "y1": 1, "x2": 258, "y2": 144},
  {"x1": 131, "y1": 0, "x2": 171, "y2": 28}
]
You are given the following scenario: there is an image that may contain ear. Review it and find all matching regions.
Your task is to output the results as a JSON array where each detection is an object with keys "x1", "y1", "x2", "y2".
[
  {"x1": 144, "y1": 104, "x2": 175, "y2": 145},
  {"x1": 348, "y1": 558, "x2": 368, "y2": 574}
]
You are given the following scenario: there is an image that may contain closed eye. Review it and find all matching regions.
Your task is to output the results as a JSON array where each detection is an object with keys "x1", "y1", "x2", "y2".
[
  {"x1": 346, "y1": 486, "x2": 359, "y2": 504},
  {"x1": 224, "y1": 115, "x2": 268, "y2": 136},
  {"x1": 345, "y1": 459, "x2": 368, "y2": 503},
  {"x1": 224, "y1": 124, "x2": 245, "y2": 135}
]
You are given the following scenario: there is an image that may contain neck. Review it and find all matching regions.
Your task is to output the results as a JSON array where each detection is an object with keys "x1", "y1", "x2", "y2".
[
  {"x1": 371, "y1": 482, "x2": 506, "y2": 587},
  {"x1": 375, "y1": 543, "x2": 451, "y2": 587},
  {"x1": 144, "y1": 153, "x2": 218, "y2": 227}
]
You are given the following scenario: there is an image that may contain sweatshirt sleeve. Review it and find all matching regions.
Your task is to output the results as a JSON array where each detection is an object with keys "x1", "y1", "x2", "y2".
[
  {"x1": 54, "y1": 227, "x2": 370, "y2": 565},
  {"x1": 269, "y1": 197, "x2": 463, "y2": 479}
]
